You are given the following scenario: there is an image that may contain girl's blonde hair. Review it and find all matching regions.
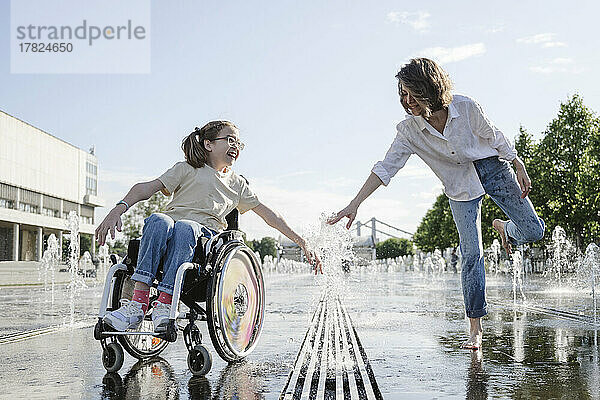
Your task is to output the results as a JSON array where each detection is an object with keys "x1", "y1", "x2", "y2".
[
  {"x1": 181, "y1": 120, "x2": 238, "y2": 168},
  {"x1": 396, "y1": 58, "x2": 453, "y2": 118}
]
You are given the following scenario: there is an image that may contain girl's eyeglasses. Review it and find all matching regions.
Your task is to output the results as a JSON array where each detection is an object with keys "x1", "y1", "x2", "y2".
[{"x1": 211, "y1": 136, "x2": 245, "y2": 151}]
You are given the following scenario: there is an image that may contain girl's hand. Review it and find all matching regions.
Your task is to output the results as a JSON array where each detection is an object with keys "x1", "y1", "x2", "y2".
[
  {"x1": 299, "y1": 241, "x2": 323, "y2": 275},
  {"x1": 95, "y1": 207, "x2": 124, "y2": 246},
  {"x1": 512, "y1": 159, "x2": 532, "y2": 199},
  {"x1": 327, "y1": 202, "x2": 359, "y2": 229}
]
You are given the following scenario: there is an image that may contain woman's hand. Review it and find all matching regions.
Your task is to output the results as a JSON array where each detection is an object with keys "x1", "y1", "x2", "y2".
[
  {"x1": 95, "y1": 206, "x2": 125, "y2": 246},
  {"x1": 328, "y1": 172, "x2": 382, "y2": 228},
  {"x1": 512, "y1": 158, "x2": 532, "y2": 199},
  {"x1": 327, "y1": 202, "x2": 359, "y2": 229}
]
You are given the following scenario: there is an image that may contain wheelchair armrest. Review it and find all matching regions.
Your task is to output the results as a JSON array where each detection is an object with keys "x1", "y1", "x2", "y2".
[{"x1": 123, "y1": 239, "x2": 140, "y2": 274}]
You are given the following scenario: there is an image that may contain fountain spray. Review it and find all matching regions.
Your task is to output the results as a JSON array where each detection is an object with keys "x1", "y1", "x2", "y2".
[{"x1": 580, "y1": 243, "x2": 600, "y2": 345}]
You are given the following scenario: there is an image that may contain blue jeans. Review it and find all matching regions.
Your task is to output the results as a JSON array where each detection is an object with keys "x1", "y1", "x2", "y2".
[
  {"x1": 130, "y1": 213, "x2": 216, "y2": 295},
  {"x1": 449, "y1": 156, "x2": 545, "y2": 318}
]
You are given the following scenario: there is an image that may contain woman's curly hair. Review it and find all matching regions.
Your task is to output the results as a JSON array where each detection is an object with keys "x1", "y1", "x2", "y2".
[{"x1": 396, "y1": 58, "x2": 453, "y2": 118}]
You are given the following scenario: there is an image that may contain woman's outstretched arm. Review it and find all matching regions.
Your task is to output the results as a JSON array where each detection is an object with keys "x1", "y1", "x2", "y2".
[
  {"x1": 327, "y1": 172, "x2": 383, "y2": 229},
  {"x1": 251, "y1": 202, "x2": 323, "y2": 274},
  {"x1": 95, "y1": 179, "x2": 165, "y2": 246}
]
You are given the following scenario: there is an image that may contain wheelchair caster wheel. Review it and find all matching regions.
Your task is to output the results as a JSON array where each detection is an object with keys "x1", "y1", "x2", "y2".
[
  {"x1": 103, "y1": 342, "x2": 124, "y2": 373},
  {"x1": 187, "y1": 344, "x2": 212, "y2": 376}
]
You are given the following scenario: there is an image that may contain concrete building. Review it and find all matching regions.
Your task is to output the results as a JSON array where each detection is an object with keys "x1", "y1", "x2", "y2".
[{"x1": 0, "y1": 110, "x2": 103, "y2": 261}]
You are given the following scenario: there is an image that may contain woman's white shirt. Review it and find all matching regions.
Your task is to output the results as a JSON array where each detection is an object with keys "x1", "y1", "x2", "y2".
[{"x1": 372, "y1": 94, "x2": 517, "y2": 201}]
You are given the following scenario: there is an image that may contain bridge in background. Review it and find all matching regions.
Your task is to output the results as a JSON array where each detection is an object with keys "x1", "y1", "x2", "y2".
[
  {"x1": 279, "y1": 218, "x2": 413, "y2": 262},
  {"x1": 352, "y1": 217, "x2": 413, "y2": 243}
]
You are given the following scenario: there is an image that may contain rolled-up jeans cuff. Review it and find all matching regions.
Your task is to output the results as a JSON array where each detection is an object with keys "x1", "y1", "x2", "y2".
[
  {"x1": 466, "y1": 306, "x2": 487, "y2": 318},
  {"x1": 131, "y1": 270, "x2": 154, "y2": 286},
  {"x1": 157, "y1": 283, "x2": 174, "y2": 295}
]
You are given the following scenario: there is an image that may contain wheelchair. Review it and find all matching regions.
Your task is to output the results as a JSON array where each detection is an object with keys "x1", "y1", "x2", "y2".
[{"x1": 94, "y1": 210, "x2": 265, "y2": 376}]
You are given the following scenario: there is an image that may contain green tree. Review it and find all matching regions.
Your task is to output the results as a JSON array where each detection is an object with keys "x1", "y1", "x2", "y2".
[
  {"x1": 582, "y1": 128, "x2": 600, "y2": 241},
  {"x1": 514, "y1": 126, "x2": 537, "y2": 174},
  {"x1": 375, "y1": 238, "x2": 413, "y2": 259},
  {"x1": 80, "y1": 234, "x2": 93, "y2": 256},
  {"x1": 247, "y1": 237, "x2": 278, "y2": 260},
  {"x1": 122, "y1": 192, "x2": 171, "y2": 240},
  {"x1": 108, "y1": 239, "x2": 128, "y2": 258},
  {"x1": 531, "y1": 94, "x2": 600, "y2": 249},
  {"x1": 413, "y1": 194, "x2": 458, "y2": 252}
]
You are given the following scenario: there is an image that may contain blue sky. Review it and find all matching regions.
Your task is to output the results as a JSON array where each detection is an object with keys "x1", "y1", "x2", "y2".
[{"x1": 1, "y1": 1, "x2": 599, "y2": 241}]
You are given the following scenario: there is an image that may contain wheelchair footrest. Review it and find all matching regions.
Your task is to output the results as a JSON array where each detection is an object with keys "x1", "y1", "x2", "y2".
[{"x1": 100, "y1": 331, "x2": 162, "y2": 336}]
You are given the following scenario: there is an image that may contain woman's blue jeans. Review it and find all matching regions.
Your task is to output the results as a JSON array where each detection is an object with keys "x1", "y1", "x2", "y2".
[
  {"x1": 130, "y1": 213, "x2": 216, "y2": 295},
  {"x1": 449, "y1": 156, "x2": 545, "y2": 318}
]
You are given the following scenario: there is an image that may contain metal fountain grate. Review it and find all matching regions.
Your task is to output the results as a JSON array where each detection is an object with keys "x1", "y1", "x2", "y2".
[{"x1": 280, "y1": 294, "x2": 383, "y2": 400}]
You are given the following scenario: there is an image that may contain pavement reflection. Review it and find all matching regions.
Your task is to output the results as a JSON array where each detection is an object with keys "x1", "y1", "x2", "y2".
[
  {"x1": 101, "y1": 358, "x2": 178, "y2": 400},
  {"x1": 466, "y1": 349, "x2": 488, "y2": 400},
  {"x1": 100, "y1": 356, "x2": 266, "y2": 399}
]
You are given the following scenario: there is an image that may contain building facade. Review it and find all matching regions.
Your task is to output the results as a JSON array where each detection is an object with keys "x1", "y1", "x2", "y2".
[{"x1": 0, "y1": 110, "x2": 103, "y2": 261}]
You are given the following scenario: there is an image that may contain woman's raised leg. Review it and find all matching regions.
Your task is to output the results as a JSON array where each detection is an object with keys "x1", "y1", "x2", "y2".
[{"x1": 474, "y1": 157, "x2": 545, "y2": 250}]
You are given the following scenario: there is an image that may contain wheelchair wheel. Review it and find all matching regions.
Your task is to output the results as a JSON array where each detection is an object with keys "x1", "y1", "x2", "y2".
[
  {"x1": 111, "y1": 272, "x2": 169, "y2": 359},
  {"x1": 103, "y1": 342, "x2": 124, "y2": 373},
  {"x1": 187, "y1": 344, "x2": 212, "y2": 376},
  {"x1": 207, "y1": 243, "x2": 265, "y2": 362}
]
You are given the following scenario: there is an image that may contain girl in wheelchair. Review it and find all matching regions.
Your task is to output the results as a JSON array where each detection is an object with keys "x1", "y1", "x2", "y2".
[{"x1": 95, "y1": 120, "x2": 322, "y2": 333}]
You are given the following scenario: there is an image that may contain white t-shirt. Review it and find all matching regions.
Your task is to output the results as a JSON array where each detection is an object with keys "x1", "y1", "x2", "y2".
[
  {"x1": 158, "y1": 161, "x2": 259, "y2": 231},
  {"x1": 372, "y1": 94, "x2": 517, "y2": 201}
]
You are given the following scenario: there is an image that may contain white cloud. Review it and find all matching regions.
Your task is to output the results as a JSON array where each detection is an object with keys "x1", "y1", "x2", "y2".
[
  {"x1": 517, "y1": 33, "x2": 567, "y2": 48},
  {"x1": 271, "y1": 170, "x2": 316, "y2": 180},
  {"x1": 315, "y1": 176, "x2": 360, "y2": 189},
  {"x1": 485, "y1": 24, "x2": 505, "y2": 34},
  {"x1": 517, "y1": 33, "x2": 555, "y2": 44},
  {"x1": 410, "y1": 184, "x2": 443, "y2": 200},
  {"x1": 387, "y1": 11, "x2": 431, "y2": 33},
  {"x1": 542, "y1": 41, "x2": 567, "y2": 48},
  {"x1": 395, "y1": 163, "x2": 437, "y2": 180},
  {"x1": 529, "y1": 57, "x2": 582, "y2": 74},
  {"x1": 415, "y1": 43, "x2": 486, "y2": 64},
  {"x1": 529, "y1": 66, "x2": 553, "y2": 74},
  {"x1": 550, "y1": 57, "x2": 573, "y2": 65}
]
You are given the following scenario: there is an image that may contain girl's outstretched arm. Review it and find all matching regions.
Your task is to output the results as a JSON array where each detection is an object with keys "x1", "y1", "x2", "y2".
[
  {"x1": 327, "y1": 172, "x2": 383, "y2": 229},
  {"x1": 251, "y1": 203, "x2": 323, "y2": 274},
  {"x1": 95, "y1": 179, "x2": 165, "y2": 246}
]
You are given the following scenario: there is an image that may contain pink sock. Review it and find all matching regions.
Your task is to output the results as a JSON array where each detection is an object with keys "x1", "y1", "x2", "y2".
[
  {"x1": 132, "y1": 289, "x2": 150, "y2": 313},
  {"x1": 157, "y1": 291, "x2": 173, "y2": 305}
]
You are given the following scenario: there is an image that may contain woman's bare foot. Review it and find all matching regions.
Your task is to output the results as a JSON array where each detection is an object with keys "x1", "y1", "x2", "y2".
[
  {"x1": 462, "y1": 317, "x2": 483, "y2": 350},
  {"x1": 492, "y1": 219, "x2": 512, "y2": 255}
]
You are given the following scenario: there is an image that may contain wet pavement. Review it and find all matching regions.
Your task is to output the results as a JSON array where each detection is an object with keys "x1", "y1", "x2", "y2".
[{"x1": 1, "y1": 269, "x2": 599, "y2": 399}]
